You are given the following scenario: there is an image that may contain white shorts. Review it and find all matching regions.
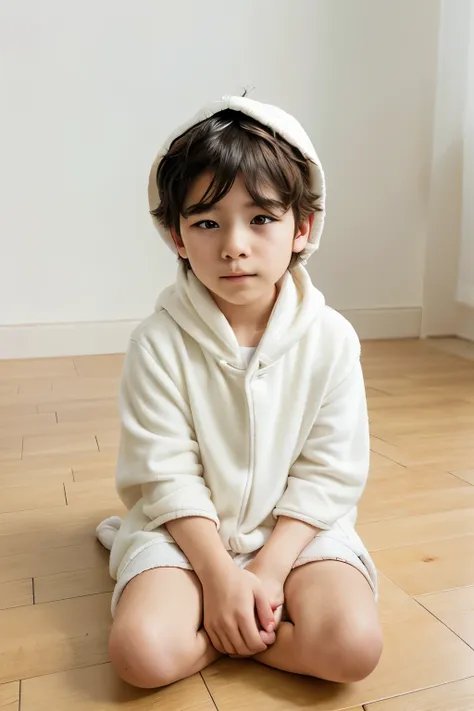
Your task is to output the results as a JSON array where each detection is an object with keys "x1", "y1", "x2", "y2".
[{"x1": 110, "y1": 522, "x2": 378, "y2": 617}]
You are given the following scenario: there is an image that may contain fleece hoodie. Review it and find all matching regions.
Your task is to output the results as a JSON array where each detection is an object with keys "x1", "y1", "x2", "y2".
[{"x1": 108, "y1": 97, "x2": 369, "y2": 581}]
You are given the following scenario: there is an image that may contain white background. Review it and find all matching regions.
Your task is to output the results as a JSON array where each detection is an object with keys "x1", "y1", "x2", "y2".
[
  {"x1": 0, "y1": 0, "x2": 440, "y2": 331},
  {"x1": 459, "y1": 0, "x2": 474, "y2": 308}
]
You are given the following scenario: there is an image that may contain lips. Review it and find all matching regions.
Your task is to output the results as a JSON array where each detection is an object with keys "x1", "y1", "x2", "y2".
[{"x1": 221, "y1": 273, "x2": 256, "y2": 278}]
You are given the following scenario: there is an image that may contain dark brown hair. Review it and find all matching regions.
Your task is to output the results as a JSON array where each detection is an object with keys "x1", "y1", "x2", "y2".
[{"x1": 151, "y1": 109, "x2": 321, "y2": 264}]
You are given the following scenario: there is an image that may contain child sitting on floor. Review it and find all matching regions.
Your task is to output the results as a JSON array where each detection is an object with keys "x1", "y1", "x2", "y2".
[{"x1": 97, "y1": 95, "x2": 382, "y2": 689}]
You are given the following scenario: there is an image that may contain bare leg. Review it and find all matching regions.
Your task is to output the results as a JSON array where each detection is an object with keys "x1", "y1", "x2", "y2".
[
  {"x1": 109, "y1": 567, "x2": 220, "y2": 688},
  {"x1": 254, "y1": 560, "x2": 382, "y2": 683}
]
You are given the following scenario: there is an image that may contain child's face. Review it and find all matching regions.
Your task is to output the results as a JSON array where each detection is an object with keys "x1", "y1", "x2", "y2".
[{"x1": 173, "y1": 172, "x2": 311, "y2": 310}]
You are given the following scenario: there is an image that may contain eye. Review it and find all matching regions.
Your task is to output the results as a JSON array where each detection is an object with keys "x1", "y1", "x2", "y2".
[
  {"x1": 193, "y1": 220, "x2": 219, "y2": 229},
  {"x1": 251, "y1": 215, "x2": 275, "y2": 226}
]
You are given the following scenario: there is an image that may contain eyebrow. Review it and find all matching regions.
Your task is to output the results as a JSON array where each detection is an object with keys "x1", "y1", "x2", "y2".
[
  {"x1": 182, "y1": 203, "x2": 221, "y2": 218},
  {"x1": 183, "y1": 199, "x2": 281, "y2": 218}
]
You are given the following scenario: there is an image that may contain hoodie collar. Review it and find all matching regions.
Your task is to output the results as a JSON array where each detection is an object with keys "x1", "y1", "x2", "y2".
[{"x1": 157, "y1": 262, "x2": 325, "y2": 370}]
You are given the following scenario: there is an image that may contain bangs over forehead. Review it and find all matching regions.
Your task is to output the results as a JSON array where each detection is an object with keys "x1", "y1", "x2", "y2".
[
  {"x1": 180, "y1": 115, "x2": 302, "y2": 218},
  {"x1": 153, "y1": 109, "x2": 320, "y2": 234}
]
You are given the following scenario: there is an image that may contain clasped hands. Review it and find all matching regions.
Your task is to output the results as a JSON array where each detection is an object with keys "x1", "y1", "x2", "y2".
[{"x1": 201, "y1": 560, "x2": 285, "y2": 658}]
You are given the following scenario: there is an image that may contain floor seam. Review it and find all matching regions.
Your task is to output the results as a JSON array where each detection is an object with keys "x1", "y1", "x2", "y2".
[
  {"x1": 369, "y1": 448, "x2": 408, "y2": 468},
  {"x1": 414, "y1": 597, "x2": 474, "y2": 651},
  {"x1": 200, "y1": 671, "x2": 219, "y2": 711},
  {"x1": 415, "y1": 582, "x2": 474, "y2": 597},
  {"x1": 449, "y1": 471, "x2": 474, "y2": 486},
  {"x1": 361, "y1": 676, "x2": 474, "y2": 708}
]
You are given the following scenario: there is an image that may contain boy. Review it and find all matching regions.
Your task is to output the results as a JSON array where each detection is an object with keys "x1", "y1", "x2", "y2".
[{"x1": 97, "y1": 95, "x2": 382, "y2": 689}]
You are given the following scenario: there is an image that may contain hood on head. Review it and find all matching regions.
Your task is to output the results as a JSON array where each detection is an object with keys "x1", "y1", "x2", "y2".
[{"x1": 148, "y1": 95, "x2": 326, "y2": 266}]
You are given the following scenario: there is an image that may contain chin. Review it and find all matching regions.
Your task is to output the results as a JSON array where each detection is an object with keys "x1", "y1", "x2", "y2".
[{"x1": 217, "y1": 293, "x2": 256, "y2": 306}]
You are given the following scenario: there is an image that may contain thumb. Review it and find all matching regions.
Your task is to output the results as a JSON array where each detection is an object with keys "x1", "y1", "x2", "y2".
[{"x1": 254, "y1": 587, "x2": 275, "y2": 632}]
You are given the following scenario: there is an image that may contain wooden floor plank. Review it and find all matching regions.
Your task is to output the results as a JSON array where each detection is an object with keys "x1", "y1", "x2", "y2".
[
  {"x1": 72, "y1": 354, "x2": 125, "y2": 379},
  {"x1": 0, "y1": 469, "x2": 73, "y2": 489},
  {"x1": 71, "y1": 462, "x2": 115, "y2": 482},
  {"x1": 0, "y1": 579, "x2": 33, "y2": 610},
  {"x1": 0, "y1": 450, "x2": 117, "y2": 477},
  {"x1": 51, "y1": 378, "x2": 120, "y2": 401},
  {"x1": 416, "y1": 586, "x2": 474, "y2": 649},
  {"x1": 372, "y1": 534, "x2": 474, "y2": 595},
  {"x1": 0, "y1": 593, "x2": 111, "y2": 683},
  {"x1": 0, "y1": 339, "x2": 473, "y2": 710},
  {"x1": 0, "y1": 413, "x2": 57, "y2": 438},
  {"x1": 53, "y1": 399, "x2": 118, "y2": 423},
  {"x1": 0, "y1": 540, "x2": 108, "y2": 584},
  {"x1": 0, "y1": 502, "x2": 125, "y2": 558},
  {"x1": 365, "y1": 676, "x2": 474, "y2": 710},
  {"x1": 23, "y1": 432, "x2": 99, "y2": 458},
  {"x1": 358, "y1": 507, "x2": 474, "y2": 551},
  {"x1": 18, "y1": 381, "x2": 53, "y2": 397},
  {"x1": 0, "y1": 414, "x2": 119, "y2": 440},
  {"x1": 0, "y1": 681, "x2": 19, "y2": 710},
  {"x1": 0, "y1": 438, "x2": 22, "y2": 463},
  {"x1": 358, "y1": 485, "x2": 474, "y2": 524},
  {"x1": 0, "y1": 402, "x2": 38, "y2": 417},
  {"x1": 451, "y1": 468, "x2": 474, "y2": 485},
  {"x1": 34, "y1": 567, "x2": 114, "y2": 604},
  {"x1": 0, "y1": 481, "x2": 65, "y2": 515},
  {"x1": 21, "y1": 664, "x2": 215, "y2": 711},
  {"x1": 95, "y1": 430, "x2": 120, "y2": 451},
  {"x1": 65, "y1": 479, "x2": 118, "y2": 507},
  {"x1": 0, "y1": 357, "x2": 77, "y2": 381}
]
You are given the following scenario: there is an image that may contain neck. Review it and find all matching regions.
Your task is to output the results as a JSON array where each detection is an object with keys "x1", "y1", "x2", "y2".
[{"x1": 212, "y1": 285, "x2": 279, "y2": 347}]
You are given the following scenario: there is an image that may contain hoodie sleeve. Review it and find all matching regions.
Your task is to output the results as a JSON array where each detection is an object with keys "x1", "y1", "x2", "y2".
[
  {"x1": 272, "y1": 348, "x2": 369, "y2": 531},
  {"x1": 116, "y1": 338, "x2": 219, "y2": 531}
]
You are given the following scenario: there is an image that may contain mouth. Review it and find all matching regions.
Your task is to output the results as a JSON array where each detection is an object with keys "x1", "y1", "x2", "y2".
[{"x1": 220, "y1": 273, "x2": 256, "y2": 281}]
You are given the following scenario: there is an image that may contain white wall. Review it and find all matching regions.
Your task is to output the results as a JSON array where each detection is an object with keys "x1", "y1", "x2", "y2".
[
  {"x1": 0, "y1": 0, "x2": 441, "y2": 355},
  {"x1": 422, "y1": 0, "x2": 471, "y2": 336},
  {"x1": 458, "y1": 0, "x2": 474, "y2": 309}
]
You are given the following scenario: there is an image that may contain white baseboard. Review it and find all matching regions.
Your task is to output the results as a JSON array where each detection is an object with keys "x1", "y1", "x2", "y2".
[
  {"x1": 1, "y1": 307, "x2": 423, "y2": 359},
  {"x1": 340, "y1": 307, "x2": 422, "y2": 341},
  {"x1": 0, "y1": 319, "x2": 141, "y2": 359}
]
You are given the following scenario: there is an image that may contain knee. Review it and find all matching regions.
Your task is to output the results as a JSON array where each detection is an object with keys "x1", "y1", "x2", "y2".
[
  {"x1": 324, "y1": 619, "x2": 383, "y2": 683},
  {"x1": 300, "y1": 617, "x2": 383, "y2": 683},
  {"x1": 109, "y1": 618, "x2": 191, "y2": 689}
]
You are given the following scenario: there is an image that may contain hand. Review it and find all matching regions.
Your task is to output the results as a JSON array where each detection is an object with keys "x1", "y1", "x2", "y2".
[
  {"x1": 246, "y1": 560, "x2": 286, "y2": 629},
  {"x1": 200, "y1": 563, "x2": 276, "y2": 657}
]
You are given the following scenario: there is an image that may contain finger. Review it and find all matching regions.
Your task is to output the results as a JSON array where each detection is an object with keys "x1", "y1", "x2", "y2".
[
  {"x1": 254, "y1": 588, "x2": 275, "y2": 632},
  {"x1": 219, "y1": 630, "x2": 238, "y2": 656},
  {"x1": 207, "y1": 628, "x2": 226, "y2": 655},
  {"x1": 229, "y1": 652, "x2": 253, "y2": 659},
  {"x1": 259, "y1": 628, "x2": 276, "y2": 646},
  {"x1": 238, "y1": 616, "x2": 268, "y2": 655},
  {"x1": 228, "y1": 627, "x2": 256, "y2": 657},
  {"x1": 273, "y1": 604, "x2": 284, "y2": 626}
]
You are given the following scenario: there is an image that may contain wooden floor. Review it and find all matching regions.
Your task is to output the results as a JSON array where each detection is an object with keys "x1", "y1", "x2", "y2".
[{"x1": 1, "y1": 338, "x2": 474, "y2": 710}]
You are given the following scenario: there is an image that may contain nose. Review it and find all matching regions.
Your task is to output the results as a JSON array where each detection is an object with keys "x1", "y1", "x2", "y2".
[{"x1": 220, "y1": 226, "x2": 251, "y2": 260}]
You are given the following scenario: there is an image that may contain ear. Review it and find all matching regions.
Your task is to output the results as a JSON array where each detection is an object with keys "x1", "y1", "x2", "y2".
[
  {"x1": 170, "y1": 227, "x2": 188, "y2": 259},
  {"x1": 292, "y1": 214, "x2": 314, "y2": 254}
]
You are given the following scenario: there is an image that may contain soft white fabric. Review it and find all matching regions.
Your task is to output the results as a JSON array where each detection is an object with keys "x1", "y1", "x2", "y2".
[
  {"x1": 147, "y1": 96, "x2": 325, "y2": 266},
  {"x1": 110, "y1": 523, "x2": 377, "y2": 617},
  {"x1": 240, "y1": 346, "x2": 257, "y2": 367},
  {"x1": 100, "y1": 95, "x2": 370, "y2": 588},
  {"x1": 96, "y1": 516, "x2": 122, "y2": 551},
  {"x1": 105, "y1": 260, "x2": 371, "y2": 584}
]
